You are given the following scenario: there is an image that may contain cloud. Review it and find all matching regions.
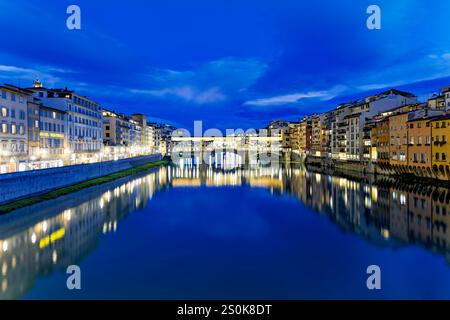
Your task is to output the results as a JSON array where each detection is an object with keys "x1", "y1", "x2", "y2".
[
  {"x1": 353, "y1": 52, "x2": 450, "y2": 93},
  {"x1": 244, "y1": 86, "x2": 347, "y2": 107},
  {"x1": 134, "y1": 57, "x2": 267, "y2": 105},
  {"x1": 131, "y1": 86, "x2": 226, "y2": 105},
  {"x1": 0, "y1": 65, "x2": 34, "y2": 73},
  {"x1": 0, "y1": 63, "x2": 63, "y2": 86}
]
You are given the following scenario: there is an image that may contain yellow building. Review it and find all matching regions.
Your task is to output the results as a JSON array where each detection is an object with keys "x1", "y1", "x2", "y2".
[
  {"x1": 431, "y1": 115, "x2": 450, "y2": 172},
  {"x1": 292, "y1": 118, "x2": 312, "y2": 155},
  {"x1": 310, "y1": 115, "x2": 327, "y2": 157}
]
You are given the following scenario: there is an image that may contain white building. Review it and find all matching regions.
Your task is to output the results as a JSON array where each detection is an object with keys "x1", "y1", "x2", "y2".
[
  {"x1": 443, "y1": 86, "x2": 450, "y2": 110},
  {"x1": 28, "y1": 80, "x2": 103, "y2": 163},
  {"x1": 337, "y1": 89, "x2": 418, "y2": 161},
  {"x1": 0, "y1": 84, "x2": 31, "y2": 173}
]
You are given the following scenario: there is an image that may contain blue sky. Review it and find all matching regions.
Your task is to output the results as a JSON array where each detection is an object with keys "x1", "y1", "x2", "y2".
[{"x1": 0, "y1": 0, "x2": 450, "y2": 130}]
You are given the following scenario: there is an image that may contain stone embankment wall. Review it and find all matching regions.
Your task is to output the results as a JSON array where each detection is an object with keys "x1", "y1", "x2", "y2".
[
  {"x1": 305, "y1": 155, "x2": 450, "y2": 181},
  {"x1": 0, "y1": 154, "x2": 162, "y2": 204}
]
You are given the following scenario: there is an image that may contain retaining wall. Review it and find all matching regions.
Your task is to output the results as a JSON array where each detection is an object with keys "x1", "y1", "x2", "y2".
[{"x1": 0, "y1": 154, "x2": 162, "y2": 204}]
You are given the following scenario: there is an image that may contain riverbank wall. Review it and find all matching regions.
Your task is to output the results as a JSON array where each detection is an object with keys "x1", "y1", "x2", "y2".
[
  {"x1": 304, "y1": 155, "x2": 450, "y2": 183},
  {"x1": 0, "y1": 154, "x2": 162, "y2": 205}
]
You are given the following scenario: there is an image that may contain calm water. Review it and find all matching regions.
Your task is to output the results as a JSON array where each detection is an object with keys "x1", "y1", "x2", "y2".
[{"x1": 1, "y1": 164, "x2": 450, "y2": 299}]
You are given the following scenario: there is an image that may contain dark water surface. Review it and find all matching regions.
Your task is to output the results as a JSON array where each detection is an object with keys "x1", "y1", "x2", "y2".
[{"x1": 1, "y1": 164, "x2": 450, "y2": 299}]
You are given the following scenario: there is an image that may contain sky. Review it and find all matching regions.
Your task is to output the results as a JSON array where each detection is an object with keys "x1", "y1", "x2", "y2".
[{"x1": 0, "y1": 0, "x2": 450, "y2": 131}]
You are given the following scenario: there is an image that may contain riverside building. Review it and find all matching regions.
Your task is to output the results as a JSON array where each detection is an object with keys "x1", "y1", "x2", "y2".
[
  {"x1": 132, "y1": 114, "x2": 156, "y2": 154},
  {"x1": 333, "y1": 89, "x2": 418, "y2": 162},
  {"x1": 0, "y1": 84, "x2": 31, "y2": 173},
  {"x1": 28, "y1": 80, "x2": 103, "y2": 164},
  {"x1": 37, "y1": 105, "x2": 67, "y2": 168},
  {"x1": 431, "y1": 115, "x2": 450, "y2": 172}
]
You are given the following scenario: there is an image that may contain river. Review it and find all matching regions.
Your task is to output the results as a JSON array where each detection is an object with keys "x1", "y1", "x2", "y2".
[{"x1": 1, "y1": 163, "x2": 450, "y2": 299}]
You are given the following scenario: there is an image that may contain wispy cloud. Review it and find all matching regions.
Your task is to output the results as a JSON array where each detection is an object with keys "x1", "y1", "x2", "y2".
[
  {"x1": 131, "y1": 86, "x2": 226, "y2": 105},
  {"x1": 0, "y1": 63, "x2": 78, "y2": 87},
  {"x1": 244, "y1": 86, "x2": 347, "y2": 107},
  {"x1": 134, "y1": 57, "x2": 267, "y2": 105},
  {"x1": 0, "y1": 65, "x2": 34, "y2": 73}
]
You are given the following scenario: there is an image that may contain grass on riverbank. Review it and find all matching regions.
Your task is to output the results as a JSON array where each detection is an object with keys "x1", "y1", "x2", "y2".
[{"x1": 0, "y1": 160, "x2": 168, "y2": 215}]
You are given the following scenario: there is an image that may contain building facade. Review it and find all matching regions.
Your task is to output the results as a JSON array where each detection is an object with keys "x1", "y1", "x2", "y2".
[
  {"x1": 27, "y1": 98, "x2": 40, "y2": 162},
  {"x1": 38, "y1": 106, "x2": 67, "y2": 168},
  {"x1": 29, "y1": 81, "x2": 103, "y2": 163},
  {"x1": 0, "y1": 84, "x2": 31, "y2": 173},
  {"x1": 431, "y1": 115, "x2": 450, "y2": 172},
  {"x1": 389, "y1": 112, "x2": 409, "y2": 167}
]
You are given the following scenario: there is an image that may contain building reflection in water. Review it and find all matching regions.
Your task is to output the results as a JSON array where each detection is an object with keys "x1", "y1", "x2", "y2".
[{"x1": 1, "y1": 160, "x2": 450, "y2": 299}]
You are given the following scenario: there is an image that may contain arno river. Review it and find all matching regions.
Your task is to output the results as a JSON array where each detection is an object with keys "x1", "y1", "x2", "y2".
[{"x1": 1, "y1": 163, "x2": 450, "y2": 299}]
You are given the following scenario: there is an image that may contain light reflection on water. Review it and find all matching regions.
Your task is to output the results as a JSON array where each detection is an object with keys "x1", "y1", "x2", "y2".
[{"x1": 1, "y1": 163, "x2": 450, "y2": 299}]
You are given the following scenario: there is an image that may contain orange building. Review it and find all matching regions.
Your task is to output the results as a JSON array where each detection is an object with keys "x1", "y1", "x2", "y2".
[
  {"x1": 371, "y1": 116, "x2": 390, "y2": 164},
  {"x1": 389, "y1": 112, "x2": 409, "y2": 166},
  {"x1": 407, "y1": 117, "x2": 433, "y2": 170}
]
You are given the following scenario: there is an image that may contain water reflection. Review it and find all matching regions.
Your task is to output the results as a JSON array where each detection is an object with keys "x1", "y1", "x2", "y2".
[{"x1": 1, "y1": 163, "x2": 450, "y2": 299}]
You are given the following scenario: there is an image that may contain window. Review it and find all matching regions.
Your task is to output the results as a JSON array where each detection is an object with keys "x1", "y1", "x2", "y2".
[
  {"x1": 400, "y1": 151, "x2": 406, "y2": 161},
  {"x1": 418, "y1": 122, "x2": 422, "y2": 128},
  {"x1": 410, "y1": 136, "x2": 414, "y2": 145},
  {"x1": 418, "y1": 136, "x2": 422, "y2": 145},
  {"x1": 1, "y1": 91, "x2": 5, "y2": 99},
  {"x1": 426, "y1": 136, "x2": 431, "y2": 145},
  {"x1": 1, "y1": 107, "x2": 8, "y2": 117},
  {"x1": 443, "y1": 153, "x2": 447, "y2": 161},
  {"x1": 10, "y1": 109, "x2": 15, "y2": 118},
  {"x1": 436, "y1": 153, "x2": 440, "y2": 161},
  {"x1": 11, "y1": 124, "x2": 16, "y2": 134},
  {"x1": 421, "y1": 153, "x2": 426, "y2": 162},
  {"x1": 1, "y1": 123, "x2": 7, "y2": 134}
]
